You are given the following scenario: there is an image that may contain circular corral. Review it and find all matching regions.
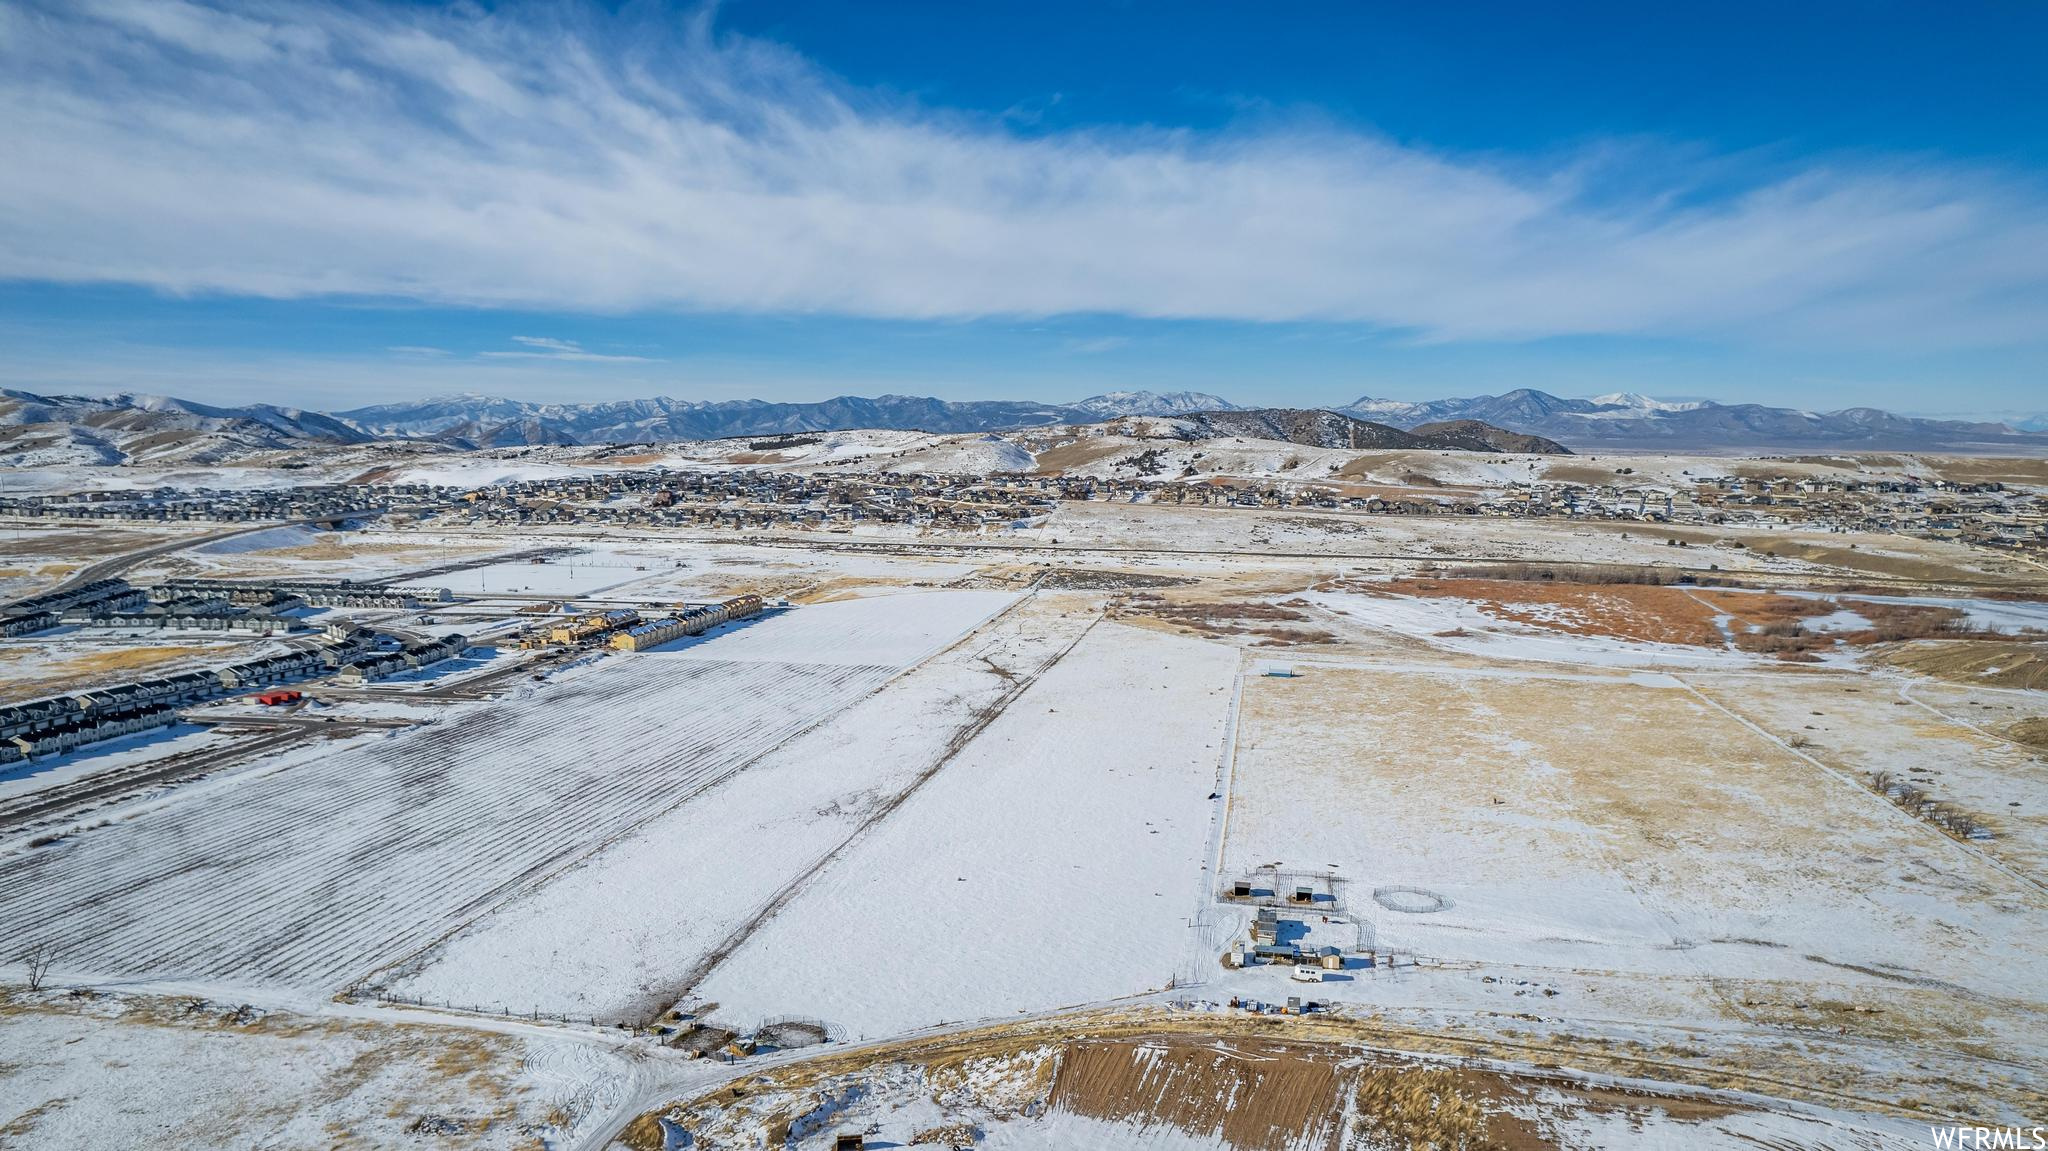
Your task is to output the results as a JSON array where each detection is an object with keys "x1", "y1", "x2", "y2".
[
  {"x1": 1372, "y1": 885, "x2": 1451, "y2": 914},
  {"x1": 753, "y1": 1017, "x2": 833, "y2": 1050}
]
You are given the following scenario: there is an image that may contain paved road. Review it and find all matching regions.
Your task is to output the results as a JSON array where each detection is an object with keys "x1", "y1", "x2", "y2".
[
  {"x1": 26, "y1": 512, "x2": 384, "y2": 601},
  {"x1": 494, "y1": 523, "x2": 2048, "y2": 595},
  {"x1": 370, "y1": 545, "x2": 574, "y2": 587}
]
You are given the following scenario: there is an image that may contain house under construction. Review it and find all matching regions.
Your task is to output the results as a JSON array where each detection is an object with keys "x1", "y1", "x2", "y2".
[{"x1": 610, "y1": 596, "x2": 765, "y2": 651}]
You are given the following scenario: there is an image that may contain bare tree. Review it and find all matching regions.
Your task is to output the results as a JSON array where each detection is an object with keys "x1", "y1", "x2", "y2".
[{"x1": 19, "y1": 941, "x2": 57, "y2": 992}]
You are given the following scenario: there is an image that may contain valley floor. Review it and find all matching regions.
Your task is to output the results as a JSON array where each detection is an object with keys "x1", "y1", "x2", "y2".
[{"x1": 1, "y1": 500, "x2": 2045, "y2": 1150}]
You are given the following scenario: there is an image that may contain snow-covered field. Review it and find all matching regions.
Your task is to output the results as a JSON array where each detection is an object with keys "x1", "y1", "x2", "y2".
[
  {"x1": 385, "y1": 607, "x2": 1239, "y2": 1036},
  {"x1": 0, "y1": 988, "x2": 663, "y2": 1151},
  {"x1": 0, "y1": 591, "x2": 1013, "y2": 995},
  {"x1": 430, "y1": 549, "x2": 674, "y2": 597},
  {"x1": 1215, "y1": 660, "x2": 2048, "y2": 1057},
  {"x1": 1688, "y1": 668, "x2": 2048, "y2": 879},
  {"x1": 382, "y1": 591, "x2": 1062, "y2": 1019},
  {"x1": 1023, "y1": 499, "x2": 1785, "y2": 573},
  {"x1": 692, "y1": 620, "x2": 1238, "y2": 1037}
]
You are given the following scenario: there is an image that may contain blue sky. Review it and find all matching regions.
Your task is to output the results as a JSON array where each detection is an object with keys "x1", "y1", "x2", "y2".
[{"x1": 0, "y1": 0, "x2": 2043, "y2": 415}]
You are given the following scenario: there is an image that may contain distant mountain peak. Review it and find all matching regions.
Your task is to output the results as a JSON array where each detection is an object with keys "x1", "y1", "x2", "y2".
[
  {"x1": 1333, "y1": 388, "x2": 2041, "y2": 451},
  {"x1": 334, "y1": 392, "x2": 1093, "y2": 445},
  {"x1": 1589, "y1": 392, "x2": 1710, "y2": 413},
  {"x1": 1070, "y1": 390, "x2": 1238, "y2": 417},
  {"x1": 5, "y1": 386, "x2": 2043, "y2": 466},
  {"x1": 1176, "y1": 408, "x2": 1572, "y2": 454}
]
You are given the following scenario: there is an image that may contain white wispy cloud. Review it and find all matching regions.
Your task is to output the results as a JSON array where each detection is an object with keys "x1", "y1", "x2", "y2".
[
  {"x1": 481, "y1": 336, "x2": 653, "y2": 362},
  {"x1": 1, "y1": 0, "x2": 2043, "y2": 350}
]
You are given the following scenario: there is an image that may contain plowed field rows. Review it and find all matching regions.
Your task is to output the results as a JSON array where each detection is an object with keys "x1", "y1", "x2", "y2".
[{"x1": 0, "y1": 591, "x2": 1013, "y2": 994}]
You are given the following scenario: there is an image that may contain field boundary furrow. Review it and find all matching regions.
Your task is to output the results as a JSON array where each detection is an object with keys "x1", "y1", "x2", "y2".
[
  {"x1": 1176, "y1": 655, "x2": 1246, "y2": 989},
  {"x1": 339, "y1": 666, "x2": 894, "y2": 994},
  {"x1": 1675, "y1": 676, "x2": 2048, "y2": 899},
  {"x1": 262, "y1": 668, "x2": 879, "y2": 984},
  {"x1": 343, "y1": 594, "x2": 1035, "y2": 998},
  {"x1": 260, "y1": 665, "x2": 894, "y2": 985},
  {"x1": 1893, "y1": 678, "x2": 2040, "y2": 753},
  {"x1": 658, "y1": 610, "x2": 1104, "y2": 1013}
]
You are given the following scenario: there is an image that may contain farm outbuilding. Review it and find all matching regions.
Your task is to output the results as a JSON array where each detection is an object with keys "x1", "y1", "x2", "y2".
[
  {"x1": 1221, "y1": 864, "x2": 1344, "y2": 911},
  {"x1": 1252, "y1": 908, "x2": 1279, "y2": 945}
]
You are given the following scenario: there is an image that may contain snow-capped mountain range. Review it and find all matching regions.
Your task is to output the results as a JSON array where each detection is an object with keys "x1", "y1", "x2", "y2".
[
  {"x1": 1331, "y1": 389, "x2": 2041, "y2": 450},
  {"x1": 337, "y1": 390, "x2": 1238, "y2": 443},
  {"x1": 4, "y1": 386, "x2": 2045, "y2": 466},
  {"x1": 1066, "y1": 391, "x2": 1237, "y2": 418}
]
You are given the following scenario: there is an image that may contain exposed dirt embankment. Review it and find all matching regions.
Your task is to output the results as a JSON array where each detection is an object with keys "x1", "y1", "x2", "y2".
[
  {"x1": 1380, "y1": 576, "x2": 1729, "y2": 647},
  {"x1": 1048, "y1": 1036, "x2": 1566, "y2": 1150},
  {"x1": 1331, "y1": 572, "x2": 2028, "y2": 661},
  {"x1": 1112, "y1": 592, "x2": 1338, "y2": 646},
  {"x1": 1885, "y1": 640, "x2": 2048, "y2": 691},
  {"x1": 2009, "y1": 717, "x2": 2048, "y2": 751},
  {"x1": 1049, "y1": 1037, "x2": 1347, "y2": 1151},
  {"x1": 632, "y1": 1015, "x2": 1822, "y2": 1151},
  {"x1": 627, "y1": 989, "x2": 2048, "y2": 1149}
]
